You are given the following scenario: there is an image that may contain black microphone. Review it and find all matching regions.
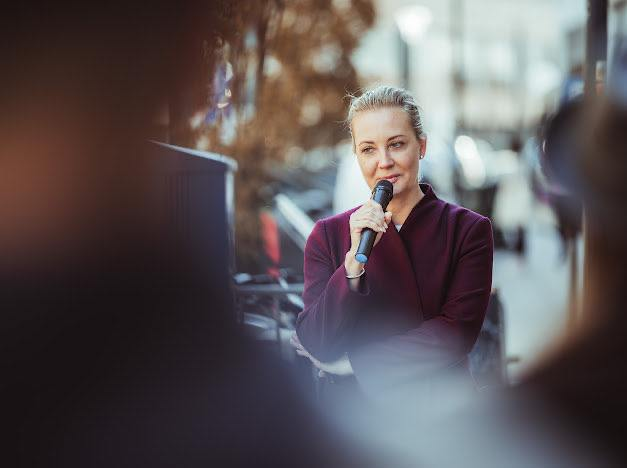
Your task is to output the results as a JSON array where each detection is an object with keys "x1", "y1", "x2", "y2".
[{"x1": 355, "y1": 180, "x2": 393, "y2": 264}]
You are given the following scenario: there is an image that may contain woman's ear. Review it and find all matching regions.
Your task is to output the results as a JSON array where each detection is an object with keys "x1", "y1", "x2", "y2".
[{"x1": 419, "y1": 137, "x2": 427, "y2": 159}]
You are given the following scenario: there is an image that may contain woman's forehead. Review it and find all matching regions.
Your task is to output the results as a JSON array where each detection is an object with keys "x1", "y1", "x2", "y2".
[{"x1": 352, "y1": 107, "x2": 412, "y2": 142}]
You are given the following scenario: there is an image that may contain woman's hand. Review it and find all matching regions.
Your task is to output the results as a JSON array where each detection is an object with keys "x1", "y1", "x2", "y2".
[
  {"x1": 290, "y1": 333, "x2": 354, "y2": 377},
  {"x1": 345, "y1": 200, "x2": 393, "y2": 274}
]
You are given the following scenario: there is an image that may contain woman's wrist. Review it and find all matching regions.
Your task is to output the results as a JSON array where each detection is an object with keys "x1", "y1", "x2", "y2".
[{"x1": 344, "y1": 249, "x2": 363, "y2": 276}]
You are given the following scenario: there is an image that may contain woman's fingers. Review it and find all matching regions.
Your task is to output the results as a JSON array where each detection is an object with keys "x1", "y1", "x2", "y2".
[
  {"x1": 311, "y1": 359, "x2": 325, "y2": 370},
  {"x1": 290, "y1": 333, "x2": 300, "y2": 346},
  {"x1": 350, "y1": 208, "x2": 387, "y2": 236},
  {"x1": 353, "y1": 215, "x2": 386, "y2": 232},
  {"x1": 348, "y1": 201, "x2": 389, "y2": 252},
  {"x1": 291, "y1": 334, "x2": 330, "y2": 373},
  {"x1": 290, "y1": 333, "x2": 307, "y2": 352},
  {"x1": 367, "y1": 215, "x2": 387, "y2": 231},
  {"x1": 364, "y1": 198, "x2": 384, "y2": 213},
  {"x1": 291, "y1": 335, "x2": 310, "y2": 357},
  {"x1": 296, "y1": 348, "x2": 313, "y2": 361},
  {"x1": 301, "y1": 351, "x2": 325, "y2": 371},
  {"x1": 293, "y1": 341, "x2": 318, "y2": 364},
  {"x1": 354, "y1": 203, "x2": 384, "y2": 222}
]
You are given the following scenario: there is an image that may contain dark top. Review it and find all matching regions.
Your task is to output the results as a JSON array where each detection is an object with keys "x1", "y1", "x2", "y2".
[{"x1": 295, "y1": 184, "x2": 494, "y2": 400}]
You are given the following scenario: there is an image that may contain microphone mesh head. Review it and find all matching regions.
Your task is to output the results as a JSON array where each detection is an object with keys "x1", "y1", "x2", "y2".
[
  {"x1": 374, "y1": 179, "x2": 393, "y2": 193},
  {"x1": 372, "y1": 179, "x2": 393, "y2": 208}
]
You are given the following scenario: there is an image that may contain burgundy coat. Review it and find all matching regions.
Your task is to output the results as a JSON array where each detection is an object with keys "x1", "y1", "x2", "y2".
[{"x1": 296, "y1": 184, "x2": 493, "y2": 399}]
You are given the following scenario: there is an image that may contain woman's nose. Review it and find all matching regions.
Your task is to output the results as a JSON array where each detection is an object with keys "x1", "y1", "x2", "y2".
[{"x1": 378, "y1": 150, "x2": 394, "y2": 168}]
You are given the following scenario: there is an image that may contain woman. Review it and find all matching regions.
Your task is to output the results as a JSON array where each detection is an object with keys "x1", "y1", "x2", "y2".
[{"x1": 292, "y1": 86, "x2": 493, "y2": 409}]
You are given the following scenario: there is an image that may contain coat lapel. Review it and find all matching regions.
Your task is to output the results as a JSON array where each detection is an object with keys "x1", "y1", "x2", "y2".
[{"x1": 366, "y1": 226, "x2": 424, "y2": 326}]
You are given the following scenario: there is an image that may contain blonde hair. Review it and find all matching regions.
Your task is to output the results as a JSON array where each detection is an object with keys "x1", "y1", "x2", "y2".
[{"x1": 345, "y1": 85, "x2": 426, "y2": 152}]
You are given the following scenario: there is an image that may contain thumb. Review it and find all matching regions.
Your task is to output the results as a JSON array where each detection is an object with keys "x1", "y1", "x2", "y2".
[{"x1": 384, "y1": 211, "x2": 393, "y2": 224}]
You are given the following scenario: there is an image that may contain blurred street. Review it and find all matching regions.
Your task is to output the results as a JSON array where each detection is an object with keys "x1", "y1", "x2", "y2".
[{"x1": 493, "y1": 201, "x2": 578, "y2": 383}]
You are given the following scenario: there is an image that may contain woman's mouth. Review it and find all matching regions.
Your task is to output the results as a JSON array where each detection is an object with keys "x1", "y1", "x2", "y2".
[{"x1": 381, "y1": 175, "x2": 401, "y2": 184}]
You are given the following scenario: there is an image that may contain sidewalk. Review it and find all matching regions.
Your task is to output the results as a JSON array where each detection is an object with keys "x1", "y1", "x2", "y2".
[{"x1": 493, "y1": 201, "x2": 580, "y2": 383}]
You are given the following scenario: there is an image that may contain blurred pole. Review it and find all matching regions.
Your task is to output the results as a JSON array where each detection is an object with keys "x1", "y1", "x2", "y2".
[
  {"x1": 584, "y1": 0, "x2": 608, "y2": 97},
  {"x1": 450, "y1": 0, "x2": 465, "y2": 133},
  {"x1": 398, "y1": 27, "x2": 410, "y2": 90},
  {"x1": 514, "y1": 27, "x2": 528, "y2": 134},
  {"x1": 582, "y1": 0, "x2": 607, "y2": 326},
  {"x1": 567, "y1": 238, "x2": 579, "y2": 330}
]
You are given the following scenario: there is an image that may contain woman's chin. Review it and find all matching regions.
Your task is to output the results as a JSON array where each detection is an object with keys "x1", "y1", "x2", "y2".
[{"x1": 392, "y1": 182, "x2": 405, "y2": 196}]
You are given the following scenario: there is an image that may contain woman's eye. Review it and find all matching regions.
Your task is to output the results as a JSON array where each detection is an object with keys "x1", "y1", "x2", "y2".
[
  {"x1": 362, "y1": 147, "x2": 374, "y2": 154},
  {"x1": 390, "y1": 141, "x2": 404, "y2": 148}
]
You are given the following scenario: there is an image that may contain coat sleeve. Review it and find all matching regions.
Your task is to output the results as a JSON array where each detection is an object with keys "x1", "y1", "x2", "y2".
[
  {"x1": 295, "y1": 219, "x2": 371, "y2": 361},
  {"x1": 348, "y1": 216, "x2": 493, "y2": 397}
]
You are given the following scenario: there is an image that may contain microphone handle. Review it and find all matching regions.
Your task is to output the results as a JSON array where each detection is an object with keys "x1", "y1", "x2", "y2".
[
  {"x1": 355, "y1": 228, "x2": 377, "y2": 264},
  {"x1": 355, "y1": 183, "x2": 392, "y2": 264}
]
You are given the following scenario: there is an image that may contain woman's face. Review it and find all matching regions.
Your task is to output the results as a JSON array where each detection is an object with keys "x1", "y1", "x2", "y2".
[{"x1": 352, "y1": 106, "x2": 426, "y2": 197}]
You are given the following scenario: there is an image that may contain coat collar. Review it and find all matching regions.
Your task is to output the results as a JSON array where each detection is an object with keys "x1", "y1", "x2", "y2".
[{"x1": 396, "y1": 183, "x2": 438, "y2": 230}]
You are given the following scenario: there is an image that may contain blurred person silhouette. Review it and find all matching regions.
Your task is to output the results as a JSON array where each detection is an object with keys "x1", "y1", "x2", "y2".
[
  {"x1": 0, "y1": 2, "x2": 378, "y2": 467},
  {"x1": 520, "y1": 42, "x2": 627, "y2": 464},
  {"x1": 540, "y1": 97, "x2": 585, "y2": 261},
  {"x1": 292, "y1": 86, "x2": 494, "y2": 420}
]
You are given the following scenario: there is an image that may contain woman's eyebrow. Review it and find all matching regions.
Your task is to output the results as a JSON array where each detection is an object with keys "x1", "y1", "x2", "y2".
[
  {"x1": 387, "y1": 134, "x2": 405, "y2": 141},
  {"x1": 357, "y1": 134, "x2": 406, "y2": 146}
]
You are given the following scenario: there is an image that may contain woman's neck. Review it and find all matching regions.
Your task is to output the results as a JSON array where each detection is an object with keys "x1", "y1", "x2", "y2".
[{"x1": 388, "y1": 183, "x2": 424, "y2": 225}]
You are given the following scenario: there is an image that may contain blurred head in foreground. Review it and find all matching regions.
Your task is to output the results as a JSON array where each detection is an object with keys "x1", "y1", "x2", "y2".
[{"x1": 1, "y1": 3, "x2": 376, "y2": 467}]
